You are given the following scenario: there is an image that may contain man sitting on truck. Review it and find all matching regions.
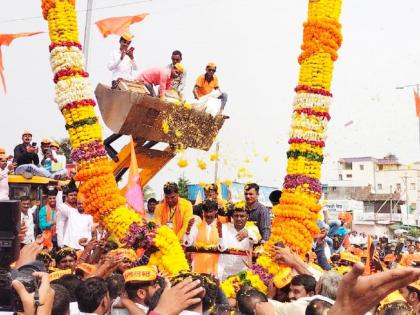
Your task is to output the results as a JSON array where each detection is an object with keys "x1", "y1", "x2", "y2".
[
  {"x1": 137, "y1": 63, "x2": 184, "y2": 99},
  {"x1": 193, "y1": 62, "x2": 228, "y2": 110}
]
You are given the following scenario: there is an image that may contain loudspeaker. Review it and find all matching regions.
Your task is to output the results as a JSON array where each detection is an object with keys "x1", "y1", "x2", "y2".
[{"x1": 0, "y1": 201, "x2": 21, "y2": 268}]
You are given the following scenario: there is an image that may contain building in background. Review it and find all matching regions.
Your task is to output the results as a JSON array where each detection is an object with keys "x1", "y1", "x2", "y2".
[{"x1": 322, "y1": 154, "x2": 420, "y2": 235}]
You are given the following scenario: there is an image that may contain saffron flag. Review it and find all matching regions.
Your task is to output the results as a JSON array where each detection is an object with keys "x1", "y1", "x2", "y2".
[
  {"x1": 95, "y1": 14, "x2": 148, "y2": 38},
  {"x1": 364, "y1": 235, "x2": 373, "y2": 275},
  {"x1": 0, "y1": 32, "x2": 43, "y2": 94},
  {"x1": 125, "y1": 136, "x2": 145, "y2": 216},
  {"x1": 413, "y1": 90, "x2": 420, "y2": 117},
  {"x1": 194, "y1": 189, "x2": 203, "y2": 205},
  {"x1": 364, "y1": 235, "x2": 384, "y2": 275}
]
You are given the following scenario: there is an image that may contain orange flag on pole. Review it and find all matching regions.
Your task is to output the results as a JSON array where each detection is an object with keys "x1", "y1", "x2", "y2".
[
  {"x1": 0, "y1": 32, "x2": 43, "y2": 94},
  {"x1": 125, "y1": 136, "x2": 145, "y2": 217},
  {"x1": 413, "y1": 89, "x2": 420, "y2": 117},
  {"x1": 95, "y1": 14, "x2": 148, "y2": 38},
  {"x1": 364, "y1": 235, "x2": 373, "y2": 275}
]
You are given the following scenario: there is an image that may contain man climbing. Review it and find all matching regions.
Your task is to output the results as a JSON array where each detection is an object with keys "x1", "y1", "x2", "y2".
[{"x1": 137, "y1": 64, "x2": 184, "y2": 99}]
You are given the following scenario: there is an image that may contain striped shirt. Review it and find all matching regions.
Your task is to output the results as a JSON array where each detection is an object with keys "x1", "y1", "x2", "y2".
[{"x1": 247, "y1": 201, "x2": 271, "y2": 241}]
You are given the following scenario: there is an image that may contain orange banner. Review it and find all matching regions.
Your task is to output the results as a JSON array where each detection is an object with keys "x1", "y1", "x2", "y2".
[
  {"x1": 0, "y1": 32, "x2": 44, "y2": 94},
  {"x1": 95, "y1": 14, "x2": 148, "y2": 38},
  {"x1": 414, "y1": 89, "x2": 420, "y2": 117}
]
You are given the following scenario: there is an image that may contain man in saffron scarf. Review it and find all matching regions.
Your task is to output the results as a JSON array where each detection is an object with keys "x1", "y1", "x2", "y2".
[
  {"x1": 154, "y1": 182, "x2": 193, "y2": 240},
  {"x1": 39, "y1": 190, "x2": 58, "y2": 249},
  {"x1": 183, "y1": 200, "x2": 223, "y2": 276}
]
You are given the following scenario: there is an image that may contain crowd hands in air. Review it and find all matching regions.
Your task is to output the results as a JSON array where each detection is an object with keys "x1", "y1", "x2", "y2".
[
  {"x1": 108, "y1": 32, "x2": 228, "y2": 115},
  {"x1": 1, "y1": 177, "x2": 419, "y2": 315}
]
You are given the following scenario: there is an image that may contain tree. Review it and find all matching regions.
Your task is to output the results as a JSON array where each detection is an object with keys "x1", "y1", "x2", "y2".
[
  {"x1": 143, "y1": 185, "x2": 155, "y2": 201},
  {"x1": 177, "y1": 175, "x2": 190, "y2": 199},
  {"x1": 53, "y1": 137, "x2": 72, "y2": 162}
]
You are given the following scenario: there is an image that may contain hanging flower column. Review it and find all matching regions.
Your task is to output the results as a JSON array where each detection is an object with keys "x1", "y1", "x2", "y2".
[
  {"x1": 221, "y1": 0, "x2": 343, "y2": 297},
  {"x1": 41, "y1": 0, "x2": 189, "y2": 276},
  {"x1": 271, "y1": 0, "x2": 343, "y2": 254}
]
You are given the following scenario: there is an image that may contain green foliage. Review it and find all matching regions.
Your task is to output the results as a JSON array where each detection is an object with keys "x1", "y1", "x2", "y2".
[
  {"x1": 177, "y1": 175, "x2": 190, "y2": 199},
  {"x1": 53, "y1": 137, "x2": 72, "y2": 162},
  {"x1": 408, "y1": 226, "x2": 420, "y2": 238},
  {"x1": 143, "y1": 185, "x2": 155, "y2": 201}
]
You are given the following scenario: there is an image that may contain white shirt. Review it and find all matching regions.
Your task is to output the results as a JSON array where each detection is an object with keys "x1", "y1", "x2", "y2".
[
  {"x1": 56, "y1": 191, "x2": 93, "y2": 250},
  {"x1": 0, "y1": 165, "x2": 9, "y2": 200},
  {"x1": 21, "y1": 206, "x2": 36, "y2": 244},
  {"x1": 218, "y1": 223, "x2": 260, "y2": 281},
  {"x1": 108, "y1": 50, "x2": 138, "y2": 81},
  {"x1": 111, "y1": 297, "x2": 148, "y2": 315},
  {"x1": 51, "y1": 150, "x2": 67, "y2": 172}
]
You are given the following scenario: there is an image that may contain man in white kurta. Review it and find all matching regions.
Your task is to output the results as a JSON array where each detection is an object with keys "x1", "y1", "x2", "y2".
[
  {"x1": 56, "y1": 189, "x2": 93, "y2": 250},
  {"x1": 218, "y1": 207, "x2": 260, "y2": 281},
  {"x1": 0, "y1": 152, "x2": 13, "y2": 200},
  {"x1": 107, "y1": 32, "x2": 138, "y2": 83}
]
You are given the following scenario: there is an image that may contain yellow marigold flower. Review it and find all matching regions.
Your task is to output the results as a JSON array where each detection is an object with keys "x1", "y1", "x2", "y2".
[
  {"x1": 162, "y1": 119, "x2": 169, "y2": 134},
  {"x1": 197, "y1": 159, "x2": 207, "y2": 170},
  {"x1": 177, "y1": 158, "x2": 188, "y2": 168},
  {"x1": 210, "y1": 153, "x2": 219, "y2": 161}
]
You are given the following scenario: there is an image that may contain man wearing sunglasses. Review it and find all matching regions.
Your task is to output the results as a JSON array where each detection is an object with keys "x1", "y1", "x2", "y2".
[{"x1": 193, "y1": 62, "x2": 228, "y2": 110}]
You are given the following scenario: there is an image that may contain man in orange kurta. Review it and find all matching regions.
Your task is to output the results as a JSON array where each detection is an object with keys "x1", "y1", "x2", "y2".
[
  {"x1": 154, "y1": 182, "x2": 193, "y2": 240},
  {"x1": 400, "y1": 244, "x2": 420, "y2": 267},
  {"x1": 183, "y1": 199, "x2": 222, "y2": 277}
]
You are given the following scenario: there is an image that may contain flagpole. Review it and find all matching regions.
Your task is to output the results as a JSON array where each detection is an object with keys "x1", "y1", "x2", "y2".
[
  {"x1": 214, "y1": 142, "x2": 220, "y2": 184},
  {"x1": 83, "y1": 0, "x2": 94, "y2": 70}
]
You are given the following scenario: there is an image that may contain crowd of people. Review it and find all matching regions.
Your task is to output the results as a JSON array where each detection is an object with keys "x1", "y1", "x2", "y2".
[{"x1": 1, "y1": 166, "x2": 420, "y2": 315}]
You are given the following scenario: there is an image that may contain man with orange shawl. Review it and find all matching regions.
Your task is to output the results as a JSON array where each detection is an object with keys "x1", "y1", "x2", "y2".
[
  {"x1": 154, "y1": 182, "x2": 193, "y2": 240},
  {"x1": 39, "y1": 190, "x2": 58, "y2": 249},
  {"x1": 183, "y1": 199, "x2": 222, "y2": 277}
]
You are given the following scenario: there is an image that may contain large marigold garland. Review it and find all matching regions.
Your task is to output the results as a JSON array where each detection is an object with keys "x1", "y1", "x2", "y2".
[
  {"x1": 221, "y1": 0, "x2": 343, "y2": 298},
  {"x1": 41, "y1": 0, "x2": 188, "y2": 276}
]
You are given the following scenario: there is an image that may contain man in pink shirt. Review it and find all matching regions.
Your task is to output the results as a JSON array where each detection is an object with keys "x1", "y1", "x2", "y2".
[{"x1": 137, "y1": 63, "x2": 184, "y2": 98}]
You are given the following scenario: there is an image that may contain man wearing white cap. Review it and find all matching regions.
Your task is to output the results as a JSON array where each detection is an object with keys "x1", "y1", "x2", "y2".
[{"x1": 108, "y1": 32, "x2": 138, "y2": 87}]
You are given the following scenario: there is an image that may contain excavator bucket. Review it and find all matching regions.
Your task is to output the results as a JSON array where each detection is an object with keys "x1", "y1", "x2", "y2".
[{"x1": 95, "y1": 83, "x2": 227, "y2": 151}]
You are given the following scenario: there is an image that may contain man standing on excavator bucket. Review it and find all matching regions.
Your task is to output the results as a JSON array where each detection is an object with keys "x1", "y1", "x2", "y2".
[{"x1": 107, "y1": 31, "x2": 138, "y2": 88}]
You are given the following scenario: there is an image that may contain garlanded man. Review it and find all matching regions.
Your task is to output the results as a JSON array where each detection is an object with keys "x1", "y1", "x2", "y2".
[
  {"x1": 39, "y1": 190, "x2": 58, "y2": 249},
  {"x1": 183, "y1": 199, "x2": 223, "y2": 276},
  {"x1": 154, "y1": 182, "x2": 193, "y2": 240},
  {"x1": 218, "y1": 204, "x2": 261, "y2": 281}
]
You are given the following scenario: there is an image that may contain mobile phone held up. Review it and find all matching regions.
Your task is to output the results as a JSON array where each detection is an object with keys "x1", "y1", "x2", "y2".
[{"x1": 31, "y1": 142, "x2": 37, "y2": 147}]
